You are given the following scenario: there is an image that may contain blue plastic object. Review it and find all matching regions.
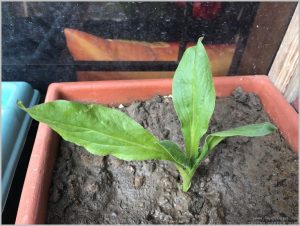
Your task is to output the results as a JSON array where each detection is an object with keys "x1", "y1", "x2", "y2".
[{"x1": 1, "y1": 82, "x2": 40, "y2": 211}]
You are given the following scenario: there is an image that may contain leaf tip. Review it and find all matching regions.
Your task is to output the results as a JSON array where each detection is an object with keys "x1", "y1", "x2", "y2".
[
  {"x1": 17, "y1": 100, "x2": 26, "y2": 111},
  {"x1": 268, "y1": 122, "x2": 277, "y2": 132},
  {"x1": 198, "y1": 36, "x2": 204, "y2": 43}
]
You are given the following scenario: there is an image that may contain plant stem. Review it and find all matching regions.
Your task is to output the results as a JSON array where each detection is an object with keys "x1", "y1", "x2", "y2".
[
  {"x1": 182, "y1": 172, "x2": 193, "y2": 192},
  {"x1": 176, "y1": 150, "x2": 207, "y2": 192},
  {"x1": 176, "y1": 165, "x2": 197, "y2": 192}
]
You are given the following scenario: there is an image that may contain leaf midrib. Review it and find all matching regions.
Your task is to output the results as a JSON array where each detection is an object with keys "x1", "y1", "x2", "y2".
[
  {"x1": 190, "y1": 48, "x2": 197, "y2": 158},
  {"x1": 56, "y1": 128, "x2": 160, "y2": 153},
  {"x1": 33, "y1": 113, "x2": 159, "y2": 152}
]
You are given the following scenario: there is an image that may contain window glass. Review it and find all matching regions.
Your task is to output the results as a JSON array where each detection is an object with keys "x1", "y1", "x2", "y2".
[{"x1": 2, "y1": 2, "x2": 297, "y2": 93}]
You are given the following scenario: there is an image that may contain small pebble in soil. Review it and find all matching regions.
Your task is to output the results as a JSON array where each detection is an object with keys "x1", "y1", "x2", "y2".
[
  {"x1": 128, "y1": 165, "x2": 136, "y2": 174},
  {"x1": 203, "y1": 158, "x2": 210, "y2": 165},
  {"x1": 133, "y1": 176, "x2": 145, "y2": 189}
]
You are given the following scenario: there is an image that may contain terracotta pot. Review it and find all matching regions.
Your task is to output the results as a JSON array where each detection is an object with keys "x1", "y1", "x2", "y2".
[{"x1": 15, "y1": 76, "x2": 298, "y2": 224}]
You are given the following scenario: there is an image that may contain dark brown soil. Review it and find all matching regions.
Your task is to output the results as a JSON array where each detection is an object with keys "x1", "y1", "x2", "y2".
[{"x1": 47, "y1": 88, "x2": 298, "y2": 224}]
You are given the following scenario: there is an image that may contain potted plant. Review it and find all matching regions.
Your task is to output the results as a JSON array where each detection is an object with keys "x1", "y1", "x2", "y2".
[{"x1": 16, "y1": 40, "x2": 298, "y2": 224}]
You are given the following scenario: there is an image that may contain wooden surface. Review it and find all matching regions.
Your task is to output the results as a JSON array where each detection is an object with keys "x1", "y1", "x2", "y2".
[
  {"x1": 237, "y1": 2, "x2": 297, "y2": 75},
  {"x1": 268, "y1": 4, "x2": 299, "y2": 103}
]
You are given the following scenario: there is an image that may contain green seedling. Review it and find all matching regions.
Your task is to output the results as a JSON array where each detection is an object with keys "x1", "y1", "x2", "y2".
[{"x1": 18, "y1": 39, "x2": 276, "y2": 192}]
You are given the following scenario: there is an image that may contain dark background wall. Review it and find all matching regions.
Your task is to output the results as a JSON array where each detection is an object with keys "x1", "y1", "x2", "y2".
[{"x1": 2, "y1": 2, "x2": 259, "y2": 94}]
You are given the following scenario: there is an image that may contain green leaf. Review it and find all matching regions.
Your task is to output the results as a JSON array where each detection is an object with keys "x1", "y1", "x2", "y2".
[
  {"x1": 198, "y1": 122, "x2": 277, "y2": 161},
  {"x1": 172, "y1": 38, "x2": 215, "y2": 160},
  {"x1": 159, "y1": 140, "x2": 189, "y2": 168},
  {"x1": 17, "y1": 100, "x2": 188, "y2": 167}
]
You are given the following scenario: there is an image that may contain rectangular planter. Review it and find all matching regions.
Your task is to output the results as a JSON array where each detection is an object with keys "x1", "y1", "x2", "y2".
[{"x1": 16, "y1": 76, "x2": 298, "y2": 224}]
